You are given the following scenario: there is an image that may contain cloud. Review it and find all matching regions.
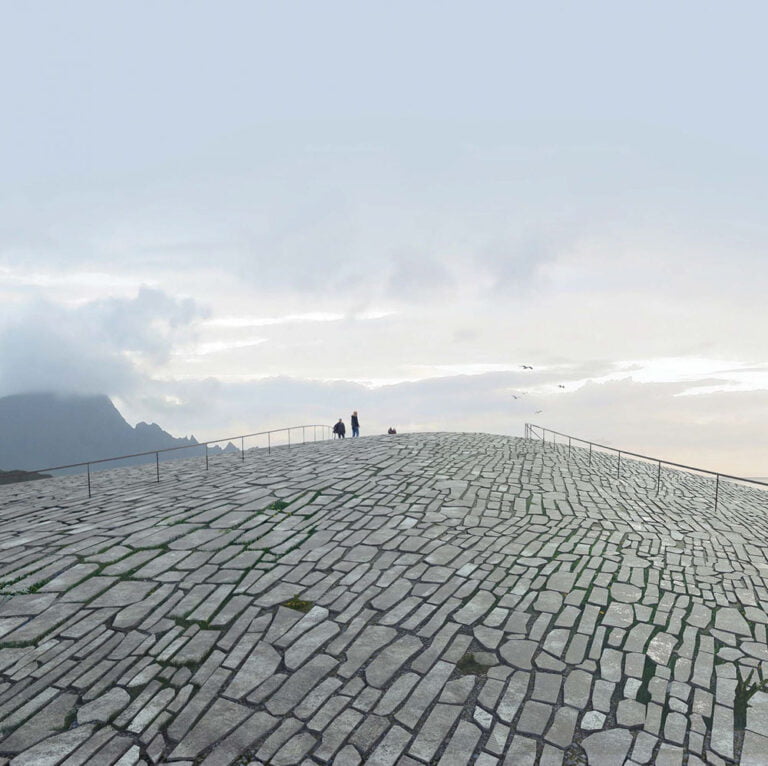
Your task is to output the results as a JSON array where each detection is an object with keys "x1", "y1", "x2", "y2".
[
  {"x1": 204, "y1": 312, "x2": 345, "y2": 329},
  {"x1": 79, "y1": 286, "x2": 207, "y2": 364},
  {"x1": 475, "y1": 231, "x2": 565, "y2": 294},
  {"x1": 386, "y1": 253, "x2": 455, "y2": 300},
  {"x1": 0, "y1": 287, "x2": 207, "y2": 397}
]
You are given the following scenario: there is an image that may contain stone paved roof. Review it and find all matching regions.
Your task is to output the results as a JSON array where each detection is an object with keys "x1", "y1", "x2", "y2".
[{"x1": 1, "y1": 432, "x2": 767, "y2": 765}]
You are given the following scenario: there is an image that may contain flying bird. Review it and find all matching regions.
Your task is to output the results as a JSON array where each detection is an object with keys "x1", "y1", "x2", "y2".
[
  {"x1": 521, "y1": 365, "x2": 533, "y2": 370},
  {"x1": 535, "y1": 410, "x2": 543, "y2": 414},
  {"x1": 558, "y1": 385, "x2": 565, "y2": 389}
]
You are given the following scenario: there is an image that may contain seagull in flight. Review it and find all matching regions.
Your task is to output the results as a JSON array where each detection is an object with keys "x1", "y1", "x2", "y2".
[
  {"x1": 534, "y1": 410, "x2": 543, "y2": 414},
  {"x1": 558, "y1": 385, "x2": 565, "y2": 389},
  {"x1": 521, "y1": 365, "x2": 533, "y2": 370}
]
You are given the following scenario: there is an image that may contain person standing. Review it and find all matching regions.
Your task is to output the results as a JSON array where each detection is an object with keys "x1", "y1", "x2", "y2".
[
  {"x1": 333, "y1": 418, "x2": 346, "y2": 439},
  {"x1": 351, "y1": 411, "x2": 360, "y2": 437}
]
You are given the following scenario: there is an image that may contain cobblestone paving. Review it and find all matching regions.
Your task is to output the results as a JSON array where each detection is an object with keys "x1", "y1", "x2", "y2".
[{"x1": 1, "y1": 432, "x2": 768, "y2": 765}]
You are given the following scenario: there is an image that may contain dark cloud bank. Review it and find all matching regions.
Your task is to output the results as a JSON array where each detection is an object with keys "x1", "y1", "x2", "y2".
[{"x1": 0, "y1": 287, "x2": 207, "y2": 397}]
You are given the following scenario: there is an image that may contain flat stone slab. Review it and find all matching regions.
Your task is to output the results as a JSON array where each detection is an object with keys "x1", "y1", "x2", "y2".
[{"x1": 1, "y1": 432, "x2": 768, "y2": 764}]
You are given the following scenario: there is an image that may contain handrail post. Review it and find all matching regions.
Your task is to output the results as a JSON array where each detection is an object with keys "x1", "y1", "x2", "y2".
[
  {"x1": 268, "y1": 432, "x2": 271, "y2": 454},
  {"x1": 617, "y1": 451, "x2": 621, "y2": 479},
  {"x1": 568, "y1": 436, "x2": 571, "y2": 456},
  {"x1": 87, "y1": 463, "x2": 91, "y2": 498},
  {"x1": 156, "y1": 452, "x2": 160, "y2": 483},
  {"x1": 303, "y1": 426, "x2": 305, "y2": 444},
  {"x1": 714, "y1": 473, "x2": 720, "y2": 512},
  {"x1": 241, "y1": 436, "x2": 245, "y2": 461},
  {"x1": 656, "y1": 461, "x2": 661, "y2": 493},
  {"x1": 205, "y1": 444, "x2": 209, "y2": 471},
  {"x1": 288, "y1": 429, "x2": 291, "y2": 449},
  {"x1": 588, "y1": 442, "x2": 592, "y2": 465}
]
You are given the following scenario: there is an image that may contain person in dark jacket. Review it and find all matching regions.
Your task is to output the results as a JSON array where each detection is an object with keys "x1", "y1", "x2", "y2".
[
  {"x1": 351, "y1": 411, "x2": 360, "y2": 437},
  {"x1": 333, "y1": 418, "x2": 346, "y2": 439}
]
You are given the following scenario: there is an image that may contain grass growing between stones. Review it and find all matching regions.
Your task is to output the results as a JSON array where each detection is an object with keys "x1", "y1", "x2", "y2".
[
  {"x1": 0, "y1": 576, "x2": 51, "y2": 596},
  {"x1": 282, "y1": 594, "x2": 314, "y2": 613},
  {"x1": 174, "y1": 617, "x2": 213, "y2": 631}
]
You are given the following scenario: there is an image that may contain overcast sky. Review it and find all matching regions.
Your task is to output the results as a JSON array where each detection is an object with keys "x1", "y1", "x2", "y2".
[{"x1": 2, "y1": 1, "x2": 768, "y2": 475}]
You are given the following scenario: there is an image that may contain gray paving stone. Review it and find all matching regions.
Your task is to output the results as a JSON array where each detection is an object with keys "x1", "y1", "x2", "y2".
[
  {"x1": 365, "y1": 725, "x2": 411, "y2": 766},
  {"x1": 517, "y1": 700, "x2": 552, "y2": 736},
  {"x1": 544, "y1": 704, "x2": 578, "y2": 747},
  {"x1": 7, "y1": 725, "x2": 96, "y2": 766},
  {"x1": 338, "y1": 625, "x2": 397, "y2": 677},
  {"x1": 502, "y1": 735, "x2": 537, "y2": 766},
  {"x1": 294, "y1": 677, "x2": 342, "y2": 719},
  {"x1": 255, "y1": 718, "x2": 304, "y2": 763},
  {"x1": 581, "y1": 710, "x2": 606, "y2": 730},
  {"x1": 496, "y1": 670, "x2": 529, "y2": 723},
  {"x1": 375, "y1": 672, "x2": 420, "y2": 715},
  {"x1": 582, "y1": 728, "x2": 633, "y2": 765},
  {"x1": 437, "y1": 720, "x2": 481, "y2": 766},
  {"x1": 395, "y1": 660, "x2": 454, "y2": 727},
  {"x1": 2, "y1": 432, "x2": 768, "y2": 764},
  {"x1": 498, "y1": 638, "x2": 536, "y2": 669},
  {"x1": 226, "y1": 641, "x2": 281, "y2": 699},
  {"x1": 77, "y1": 688, "x2": 131, "y2": 724},
  {"x1": 266, "y1": 654, "x2": 338, "y2": 716},
  {"x1": 715, "y1": 607, "x2": 751, "y2": 636},
  {"x1": 365, "y1": 634, "x2": 422, "y2": 688},
  {"x1": 271, "y1": 731, "x2": 317, "y2": 766},
  {"x1": 454, "y1": 590, "x2": 496, "y2": 625},
  {"x1": 0, "y1": 593, "x2": 57, "y2": 616},
  {"x1": 274, "y1": 606, "x2": 331, "y2": 648},
  {"x1": 307, "y1": 695, "x2": 348, "y2": 733},
  {"x1": 284, "y1": 621, "x2": 340, "y2": 670},
  {"x1": 610, "y1": 582, "x2": 642, "y2": 603},
  {"x1": 741, "y1": 729, "x2": 768, "y2": 765},
  {"x1": 1, "y1": 692, "x2": 79, "y2": 753},
  {"x1": 409, "y1": 703, "x2": 461, "y2": 761},
  {"x1": 332, "y1": 745, "x2": 362, "y2": 766},
  {"x1": 313, "y1": 708, "x2": 362, "y2": 761}
]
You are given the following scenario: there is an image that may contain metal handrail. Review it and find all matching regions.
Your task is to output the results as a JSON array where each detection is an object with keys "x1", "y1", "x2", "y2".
[
  {"x1": 524, "y1": 422, "x2": 768, "y2": 511},
  {"x1": 20, "y1": 423, "x2": 333, "y2": 498}
]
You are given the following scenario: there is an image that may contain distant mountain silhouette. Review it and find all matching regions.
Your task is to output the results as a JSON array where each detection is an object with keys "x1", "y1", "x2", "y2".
[
  {"x1": 0, "y1": 468, "x2": 51, "y2": 485},
  {"x1": 0, "y1": 393, "x2": 199, "y2": 472}
]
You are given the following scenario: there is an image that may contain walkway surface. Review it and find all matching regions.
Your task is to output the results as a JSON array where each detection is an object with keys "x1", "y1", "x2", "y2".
[{"x1": 1, "y1": 432, "x2": 768, "y2": 765}]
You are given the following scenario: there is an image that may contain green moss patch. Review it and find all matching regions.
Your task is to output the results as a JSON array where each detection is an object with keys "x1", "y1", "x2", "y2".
[
  {"x1": 457, "y1": 652, "x2": 491, "y2": 676},
  {"x1": 282, "y1": 594, "x2": 314, "y2": 613}
]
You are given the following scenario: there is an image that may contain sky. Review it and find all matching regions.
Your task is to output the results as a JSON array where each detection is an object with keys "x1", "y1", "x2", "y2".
[{"x1": 2, "y1": 1, "x2": 768, "y2": 475}]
